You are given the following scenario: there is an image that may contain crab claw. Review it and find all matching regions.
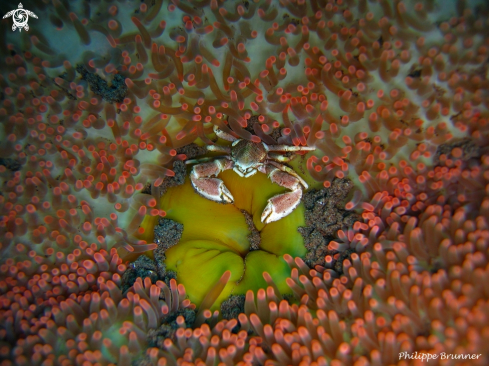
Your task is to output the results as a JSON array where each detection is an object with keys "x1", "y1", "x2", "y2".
[
  {"x1": 261, "y1": 188, "x2": 302, "y2": 224},
  {"x1": 190, "y1": 159, "x2": 235, "y2": 203},
  {"x1": 191, "y1": 176, "x2": 234, "y2": 203}
]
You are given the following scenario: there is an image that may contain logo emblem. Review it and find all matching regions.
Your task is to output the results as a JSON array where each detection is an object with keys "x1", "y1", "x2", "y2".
[{"x1": 3, "y1": 3, "x2": 38, "y2": 32}]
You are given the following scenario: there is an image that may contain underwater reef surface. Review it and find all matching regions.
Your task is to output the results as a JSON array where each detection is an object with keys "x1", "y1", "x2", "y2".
[{"x1": 0, "y1": 0, "x2": 489, "y2": 364}]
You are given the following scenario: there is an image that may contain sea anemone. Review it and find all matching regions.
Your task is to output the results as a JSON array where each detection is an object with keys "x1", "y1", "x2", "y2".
[{"x1": 1, "y1": 0, "x2": 489, "y2": 365}]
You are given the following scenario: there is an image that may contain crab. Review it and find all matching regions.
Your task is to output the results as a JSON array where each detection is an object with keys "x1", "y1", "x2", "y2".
[{"x1": 186, "y1": 125, "x2": 315, "y2": 224}]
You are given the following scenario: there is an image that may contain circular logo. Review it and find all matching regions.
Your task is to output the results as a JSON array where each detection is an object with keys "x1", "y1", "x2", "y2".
[{"x1": 12, "y1": 8, "x2": 29, "y2": 29}]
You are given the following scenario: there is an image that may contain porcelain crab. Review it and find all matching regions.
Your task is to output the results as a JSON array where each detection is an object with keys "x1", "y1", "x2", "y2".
[{"x1": 186, "y1": 125, "x2": 315, "y2": 224}]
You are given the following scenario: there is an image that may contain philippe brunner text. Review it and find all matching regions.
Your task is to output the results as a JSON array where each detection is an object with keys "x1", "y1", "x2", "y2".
[{"x1": 399, "y1": 351, "x2": 483, "y2": 362}]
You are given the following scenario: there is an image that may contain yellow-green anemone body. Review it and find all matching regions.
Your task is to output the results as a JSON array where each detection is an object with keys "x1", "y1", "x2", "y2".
[{"x1": 140, "y1": 146, "x2": 319, "y2": 310}]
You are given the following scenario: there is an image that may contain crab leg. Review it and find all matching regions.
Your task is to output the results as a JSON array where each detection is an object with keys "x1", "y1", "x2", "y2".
[
  {"x1": 261, "y1": 164, "x2": 304, "y2": 224},
  {"x1": 268, "y1": 152, "x2": 294, "y2": 162},
  {"x1": 207, "y1": 145, "x2": 231, "y2": 154},
  {"x1": 213, "y1": 125, "x2": 238, "y2": 142},
  {"x1": 185, "y1": 156, "x2": 217, "y2": 165},
  {"x1": 190, "y1": 158, "x2": 235, "y2": 203},
  {"x1": 267, "y1": 145, "x2": 315, "y2": 152},
  {"x1": 267, "y1": 160, "x2": 308, "y2": 189}
]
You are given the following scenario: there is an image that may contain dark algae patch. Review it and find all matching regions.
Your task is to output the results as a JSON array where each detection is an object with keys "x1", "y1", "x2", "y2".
[
  {"x1": 152, "y1": 217, "x2": 182, "y2": 281},
  {"x1": 76, "y1": 64, "x2": 127, "y2": 103},
  {"x1": 177, "y1": 143, "x2": 207, "y2": 160},
  {"x1": 240, "y1": 209, "x2": 261, "y2": 251},
  {"x1": 156, "y1": 160, "x2": 187, "y2": 197},
  {"x1": 153, "y1": 218, "x2": 183, "y2": 253},
  {"x1": 137, "y1": 307, "x2": 196, "y2": 365},
  {"x1": 120, "y1": 255, "x2": 159, "y2": 293},
  {"x1": 121, "y1": 218, "x2": 182, "y2": 292},
  {"x1": 433, "y1": 137, "x2": 480, "y2": 165},
  {"x1": 0, "y1": 158, "x2": 22, "y2": 171},
  {"x1": 146, "y1": 307, "x2": 196, "y2": 348},
  {"x1": 220, "y1": 294, "x2": 245, "y2": 320},
  {"x1": 298, "y1": 178, "x2": 360, "y2": 271}
]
